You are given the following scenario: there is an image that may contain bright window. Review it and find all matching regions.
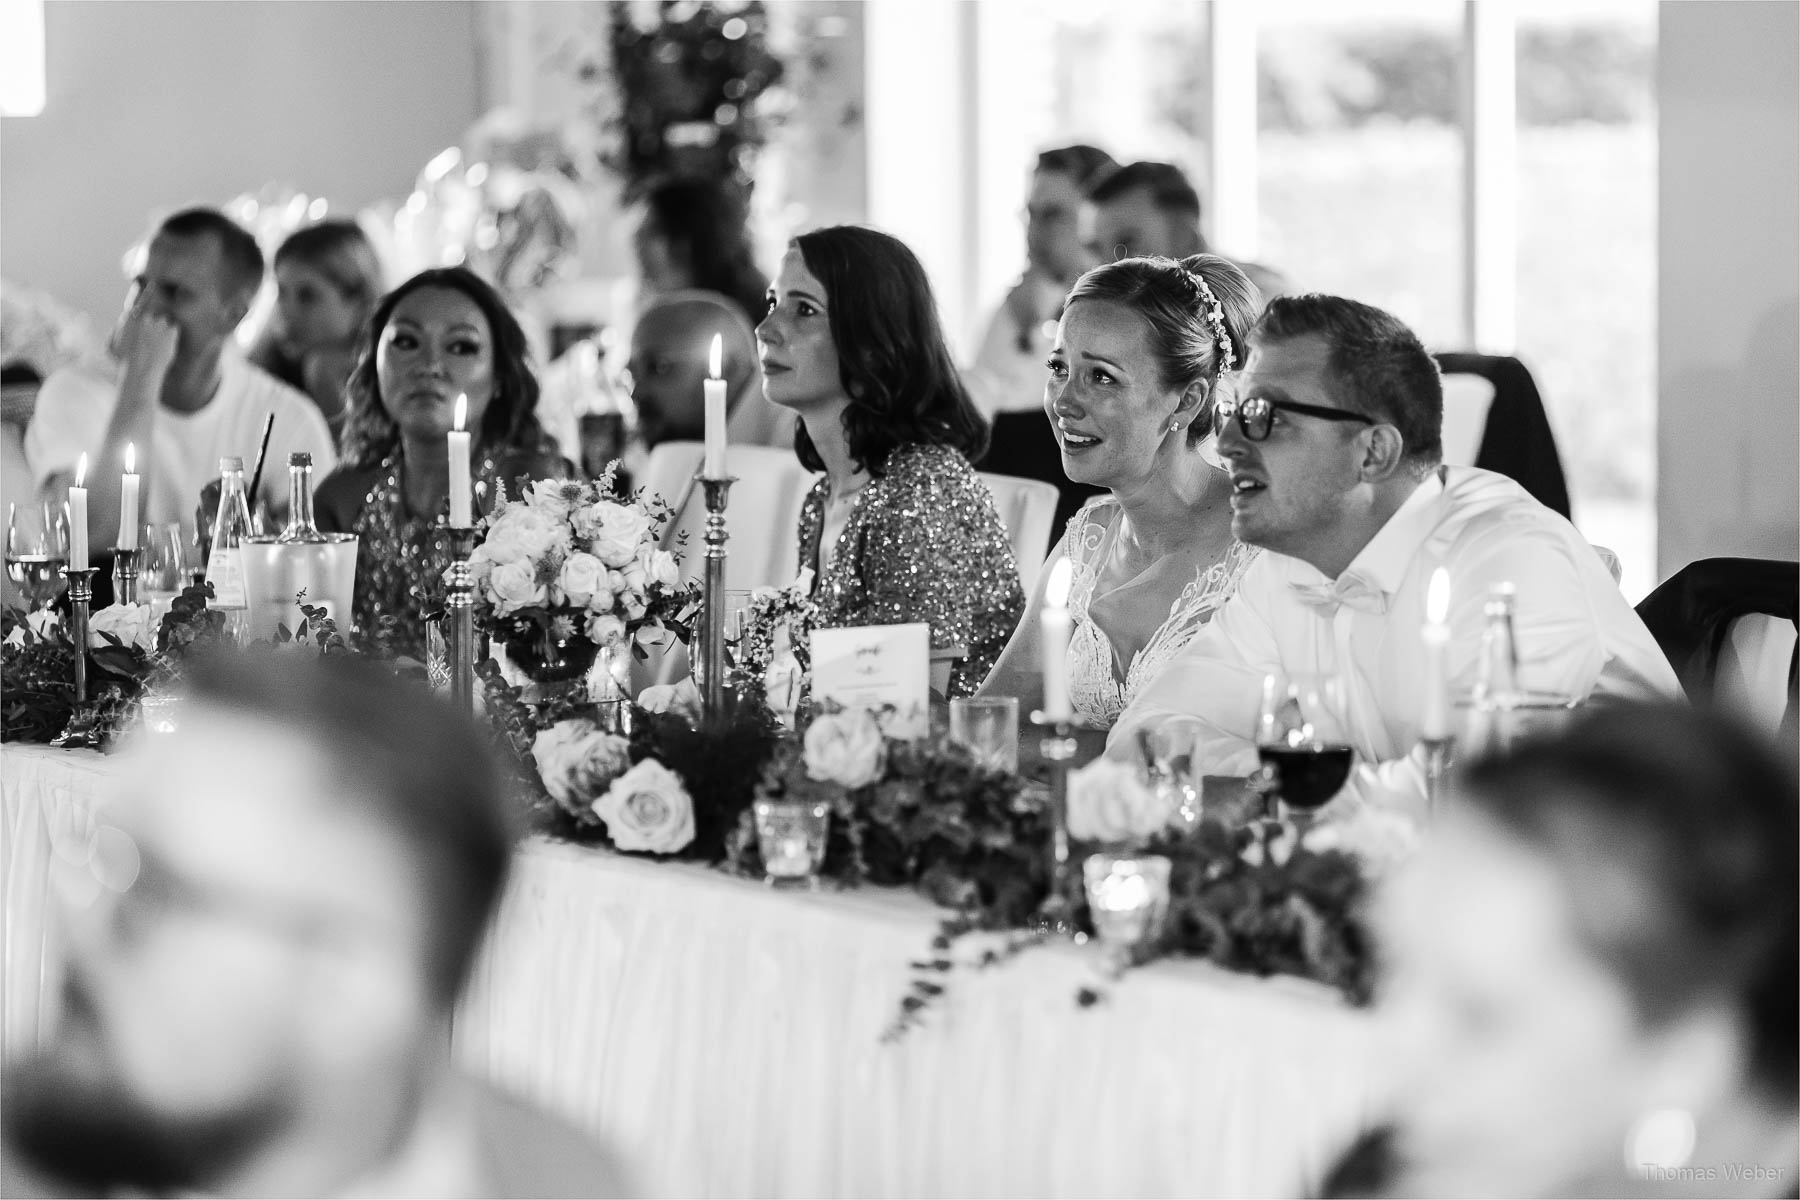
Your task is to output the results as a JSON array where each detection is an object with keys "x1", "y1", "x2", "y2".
[{"x1": 1, "y1": 0, "x2": 47, "y2": 117}]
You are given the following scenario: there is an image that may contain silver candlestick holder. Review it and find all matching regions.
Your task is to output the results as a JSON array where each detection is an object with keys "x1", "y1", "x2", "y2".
[
  {"x1": 444, "y1": 526, "x2": 477, "y2": 714},
  {"x1": 1028, "y1": 711, "x2": 1091, "y2": 937},
  {"x1": 1421, "y1": 735, "x2": 1455, "y2": 815},
  {"x1": 112, "y1": 547, "x2": 141, "y2": 606},
  {"x1": 51, "y1": 567, "x2": 101, "y2": 748},
  {"x1": 696, "y1": 475, "x2": 736, "y2": 723}
]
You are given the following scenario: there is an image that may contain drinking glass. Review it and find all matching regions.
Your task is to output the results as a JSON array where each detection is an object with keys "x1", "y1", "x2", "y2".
[
  {"x1": 948, "y1": 696, "x2": 1020, "y2": 772},
  {"x1": 6, "y1": 502, "x2": 70, "y2": 612},
  {"x1": 722, "y1": 588, "x2": 753, "y2": 662},
  {"x1": 1255, "y1": 671, "x2": 1355, "y2": 830},
  {"x1": 753, "y1": 798, "x2": 830, "y2": 888},
  {"x1": 1140, "y1": 715, "x2": 1206, "y2": 832},
  {"x1": 140, "y1": 522, "x2": 188, "y2": 622}
]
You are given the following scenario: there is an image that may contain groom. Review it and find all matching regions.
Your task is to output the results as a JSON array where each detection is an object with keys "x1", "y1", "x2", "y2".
[{"x1": 1109, "y1": 294, "x2": 1678, "y2": 812}]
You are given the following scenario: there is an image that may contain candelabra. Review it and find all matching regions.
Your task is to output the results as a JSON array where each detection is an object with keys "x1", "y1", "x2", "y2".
[
  {"x1": 1028, "y1": 712, "x2": 1089, "y2": 937},
  {"x1": 444, "y1": 526, "x2": 477, "y2": 714},
  {"x1": 696, "y1": 475, "x2": 736, "y2": 722},
  {"x1": 112, "y1": 547, "x2": 141, "y2": 606}
]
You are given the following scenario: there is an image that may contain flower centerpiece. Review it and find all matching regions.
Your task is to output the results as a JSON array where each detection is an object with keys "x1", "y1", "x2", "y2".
[{"x1": 468, "y1": 470, "x2": 700, "y2": 690}]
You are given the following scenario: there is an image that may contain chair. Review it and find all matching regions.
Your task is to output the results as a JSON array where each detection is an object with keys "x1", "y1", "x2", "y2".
[
  {"x1": 1635, "y1": 557, "x2": 1798, "y2": 737},
  {"x1": 1434, "y1": 352, "x2": 1572, "y2": 518},
  {"x1": 978, "y1": 471, "x2": 1060, "y2": 596},
  {"x1": 636, "y1": 441, "x2": 817, "y2": 593}
]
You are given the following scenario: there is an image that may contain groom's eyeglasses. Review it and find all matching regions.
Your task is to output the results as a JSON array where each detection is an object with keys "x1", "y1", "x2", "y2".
[{"x1": 1213, "y1": 396, "x2": 1378, "y2": 443}]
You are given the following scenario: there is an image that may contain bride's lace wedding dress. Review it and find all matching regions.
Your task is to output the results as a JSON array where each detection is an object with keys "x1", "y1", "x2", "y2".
[{"x1": 1065, "y1": 496, "x2": 1258, "y2": 727}]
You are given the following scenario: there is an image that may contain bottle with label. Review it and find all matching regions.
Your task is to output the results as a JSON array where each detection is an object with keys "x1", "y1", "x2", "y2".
[
  {"x1": 1466, "y1": 582, "x2": 1521, "y2": 755},
  {"x1": 204, "y1": 456, "x2": 254, "y2": 642},
  {"x1": 764, "y1": 624, "x2": 804, "y2": 731}
]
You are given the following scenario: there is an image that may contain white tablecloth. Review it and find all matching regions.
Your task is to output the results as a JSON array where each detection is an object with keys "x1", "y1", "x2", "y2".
[{"x1": 3, "y1": 742, "x2": 1381, "y2": 1198}]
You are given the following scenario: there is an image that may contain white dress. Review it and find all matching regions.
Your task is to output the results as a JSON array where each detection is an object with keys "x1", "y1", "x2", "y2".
[{"x1": 1065, "y1": 496, "x2": 1259, "y2": 727}]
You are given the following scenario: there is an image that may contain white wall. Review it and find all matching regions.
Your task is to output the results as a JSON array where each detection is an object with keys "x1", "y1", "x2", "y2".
[
  {"x1": 0, "y1": 0, "x2": 482, "y2": 331},
  {"x1": 1657, "y1": 0, "x2": 1800, "y2": 573}
]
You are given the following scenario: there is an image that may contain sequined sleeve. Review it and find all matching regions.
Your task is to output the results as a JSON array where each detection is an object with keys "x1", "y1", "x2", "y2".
[{"x1": 811, "y1": 443, "x2": 1026, "y2": 697}]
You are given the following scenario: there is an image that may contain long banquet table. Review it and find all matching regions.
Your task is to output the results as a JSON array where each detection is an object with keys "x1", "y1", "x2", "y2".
[{"x1": 4, "y1": 742, "x2": 1383, "y2": 1198}]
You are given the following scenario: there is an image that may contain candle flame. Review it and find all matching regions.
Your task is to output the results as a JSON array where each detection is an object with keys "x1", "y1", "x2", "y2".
[
  {"x1": 1427, "y1": 566, "x2": 1450, "y2": 625},
  {"x1": 1045, "y1": 557, "x2": 1073, "y2": 611},
  {"x1": 74, "y1": 453, "x2": 87, "y2": 487},
  {"x1": 708, "y1": 333, "x2": 723, "y2": 379},
  {"x1": 453, "y1": 393, "x2": 467, "y2": 432},
  {"x1": 124, "y1": 442, "x2": 135, "y2": 474}
]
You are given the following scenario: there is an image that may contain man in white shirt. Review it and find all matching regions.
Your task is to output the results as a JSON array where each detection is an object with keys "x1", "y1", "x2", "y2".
[
  {"x1": 1111, "y1": 294, "x2": 1679, "y2": 811},
  {"x1": 26, "y1": 208, "x2": 334, "y2": 545}
]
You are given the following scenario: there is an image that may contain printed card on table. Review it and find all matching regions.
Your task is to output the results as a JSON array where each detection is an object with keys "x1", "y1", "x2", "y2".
[{"x1": 809, "y1": 623, "x2": 931, "y2": 737}]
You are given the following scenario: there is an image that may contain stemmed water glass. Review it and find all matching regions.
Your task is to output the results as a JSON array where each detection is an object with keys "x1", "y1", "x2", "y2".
[
  {"x1": 1139, "y1": 715, "x2": 1206, "y2": 833},
  {"x1": 6, "y1": 502, "x2": 70, "y2": 612},
  {"x1": 140, "y1": 522, "x2": 189, "y2": 615},
  {"x1": 1254, "y1": 672, "x2": 1355, "y2": 834}
]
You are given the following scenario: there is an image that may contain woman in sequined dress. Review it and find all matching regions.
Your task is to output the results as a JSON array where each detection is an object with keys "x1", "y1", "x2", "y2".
[
  {"x1": 756, "y1": 226, "x2": 1025, "y2": 698},
  {"x1": 315, "y1": 267, "x2": 568, "y2": 659},
  {"x1": 978, "y1": 255, "x2": 1262, "y2": 727}
]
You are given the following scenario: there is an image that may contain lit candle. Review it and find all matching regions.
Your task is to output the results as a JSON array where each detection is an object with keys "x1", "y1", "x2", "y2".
[
  {"x1": 118, "y1": 443, "x2": 140, "y2": 550},
  {"x1": 1040, "y1": 557, "x2": 1074, "y2": 721},
  {"x1": 703, "y1": 333, "x2": 728, "y2": 478},
  {"x1": 1421, "y1": 566, "x2": 1451, "y2": 739},
  {"x1": 448, "y1": 393, "x2": 472, "y2": 527},
  {"x1": 69, "y1": 453, "x2": 89, "y2": 571}
]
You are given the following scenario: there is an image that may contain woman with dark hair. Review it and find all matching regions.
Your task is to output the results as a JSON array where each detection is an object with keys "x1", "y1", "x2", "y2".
[
  {"x1": 979, "y1": 255, "x2": 1261, "y2": 727},
  {"x1": 756, "y1": 225, "x2": 1024, "y2": 697},
  {"x1": 1338, "y1": 703, "x2": 1800, "y2": 1198},
  {"x1": 633, "y1": 178, "x2": 768, "y2": 326},
  {"x1": 249, "y1": 219, "x2": 385, "y2": 440},
  {"x1": 315, "y1": 267, "x2": 568, "y2": 658}
]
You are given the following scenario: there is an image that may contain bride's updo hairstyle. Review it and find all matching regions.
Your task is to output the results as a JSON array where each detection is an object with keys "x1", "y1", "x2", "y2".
[{"x1": 1063, "y1": 254, "x2": 1261, "y2": 445}]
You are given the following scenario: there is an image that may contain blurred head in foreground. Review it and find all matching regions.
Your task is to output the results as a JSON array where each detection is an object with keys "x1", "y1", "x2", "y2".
[
  {"x1": 2, "y1": 654, "x2": 516, "y2": 1196},
  {"x1": 1369, "y1": 703, "x2": 1798, "y2": 1198}
]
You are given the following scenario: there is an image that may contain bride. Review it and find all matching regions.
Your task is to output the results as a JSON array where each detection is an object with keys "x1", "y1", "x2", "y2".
[{"x1": 979, "y1": 254, "x2": 1262, "y2": 726}]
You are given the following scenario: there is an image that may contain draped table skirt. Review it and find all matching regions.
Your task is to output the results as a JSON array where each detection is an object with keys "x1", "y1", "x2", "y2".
[{"x1": 4, "y1": 743, "x2": 1382, "y2": 1197}]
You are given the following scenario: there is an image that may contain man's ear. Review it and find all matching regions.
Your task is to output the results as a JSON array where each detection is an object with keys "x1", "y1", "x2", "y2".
[{"x1": 1359, "y1": 424, "x2": 1409, "y2": 481}]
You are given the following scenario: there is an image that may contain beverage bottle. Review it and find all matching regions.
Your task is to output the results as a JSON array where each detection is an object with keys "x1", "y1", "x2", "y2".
[
  {"x1": 204, "y1": 456, "x2": 254, "y2": 642},
  {"x1": 279, "y1": 452, "x2": 329, "y2": 543}
]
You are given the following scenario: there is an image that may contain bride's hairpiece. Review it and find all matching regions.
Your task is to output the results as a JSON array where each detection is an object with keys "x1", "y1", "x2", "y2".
[{"x1": 1182, "y1": 266, "x2": 1237, "y2": 374}]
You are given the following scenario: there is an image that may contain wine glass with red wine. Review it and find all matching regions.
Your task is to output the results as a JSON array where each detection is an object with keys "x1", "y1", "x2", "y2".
[{"x1": 1255, "y1": 672, "x2": 1355, "y2": 831}]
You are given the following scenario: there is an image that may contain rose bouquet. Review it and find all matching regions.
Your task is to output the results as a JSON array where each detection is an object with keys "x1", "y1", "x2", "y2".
[{"x1": 468, "y1": 472, "x2": 700, "y2": 683}]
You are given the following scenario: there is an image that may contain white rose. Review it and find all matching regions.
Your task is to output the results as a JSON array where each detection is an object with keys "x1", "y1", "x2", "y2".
[
  {"x1": 488, "y1": 560, "x2": 546, "y2": 616},
  {"x1": 556, "y1": 552, "x2": 607, "y2": 608},
  {"x1": 88, "y1": 602, "x2": 156, "y2": 652},
  {"x1": 637, "y1": 677, "x2": 702, "y2": 722},
  {"x1": 593, "y1": 759, "x2": 695, "y2": 853},
  {"x1": 527, "y1": 478, "x2": 582, "y2": 520},
  {"x1": 478, "y1": 503, "x2": 567, "y2": 567},
  {"x1": 1068, "y1": 758, "x2": 1174, "y2": 845},
  {"x1": 587, "y1": 502, "x2": 654, "y2": 568},
  {"x1": 647, "y1": 549, "x2": 682, "y2": 588},
  {"x1": 804, "y1": 709, "x2": 886, "y2": 789},
  {"x1": 586, "y1": 613, "x2": 627, "y2": 647},
  {"x1": 531, "y1": 718, "x2": 630, "y2": 806}
]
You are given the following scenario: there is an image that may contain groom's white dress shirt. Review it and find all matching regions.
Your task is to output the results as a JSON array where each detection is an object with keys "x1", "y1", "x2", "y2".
[{"x1": 1109, "y1": 466, "x2": 1680, "y2": 809}]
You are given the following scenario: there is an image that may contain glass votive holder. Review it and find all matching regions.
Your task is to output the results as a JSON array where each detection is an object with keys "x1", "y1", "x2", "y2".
[
  {"x1": 753, "y1": 798, "x2": 831, "y2": 888},
  {"x1": 140, "y1": 693, "x2": 182, "y2": 735},
  {"x1": 948, "y1": 695, "x2": 1020, "y2": 773},
  {"x1": 1083, "y1": 852, "x2": 1172, "y2": 947}
]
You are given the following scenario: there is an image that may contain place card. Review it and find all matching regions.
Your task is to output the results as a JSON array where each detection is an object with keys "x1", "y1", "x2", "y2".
[{"x1": 809, "y1": 622, "x2": 931, "y2": 737}]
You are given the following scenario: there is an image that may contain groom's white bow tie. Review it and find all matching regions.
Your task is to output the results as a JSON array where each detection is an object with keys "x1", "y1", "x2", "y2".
[{"x1": 1290, "y1": 572, "x2": 1390, "y2": 617}]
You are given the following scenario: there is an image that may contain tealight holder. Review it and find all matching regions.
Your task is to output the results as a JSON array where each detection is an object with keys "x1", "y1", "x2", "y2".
[
  {"x1": 140, "y1": 693, "x2": 183, "y2": 735},
  {"x1": 1082, "y1": 852, "x2": 1172, "y2": 949},
  {"x1": 111, "y1": 547, "x2": 141, "y2": 606},
  {"x1": 753, "y1": 797, "x2": 830, "y2": 889}
]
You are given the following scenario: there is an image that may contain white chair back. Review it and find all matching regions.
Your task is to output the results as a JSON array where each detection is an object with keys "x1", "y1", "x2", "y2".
[
  {"x1": 1715, "y1": 613, "x2": 1799, "y2": 738},
  {"x1": 1439, "y1": 372, "x2": 1496, "y2": 468},
  {"x1": 978, "y1": 471, "x2": 1060, "y2": 597},
  {"x1": 637, "y1": 441, "x2": 817, "y2": 592}
]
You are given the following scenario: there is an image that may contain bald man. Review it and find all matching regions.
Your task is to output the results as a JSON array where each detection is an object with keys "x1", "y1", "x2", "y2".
[{"x1": 628, "y1": 290, "x2": 791, "y2": 450}]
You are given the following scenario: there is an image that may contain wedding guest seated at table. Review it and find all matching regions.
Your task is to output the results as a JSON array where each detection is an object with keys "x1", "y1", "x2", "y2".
[
  {"x1": 248, "y1": 218, "x2": 386, "y2": 443},
  {"x1": 26, "y1": 207, "x2": 336, "y2": 546},
  {"x1": 315, "y1": 266, "x2": 568, "y2": 660},
  {"x1": 1085, "y1": 160, "x2": 1289, "y2": 302},
  {"x1": 758, "y1": 225, "x2": 1026, "y2": 697},
  {"x1": 1110, "y1": 294, "x2": 1678, "y2": 810},
  {"x1": 0, "y1": 654, "x2": 629, "y2": 1199},
  {"x1": 967, "y1": 143, "x2": 1118, "y2": 534},
  {"x1": 980, "y1": 254, "x2": 1261, "y2": 725},
  {"x1": 628, "y1": 289, "x2": 789, "y2": 452},
  {"x1": 1344, "y1": 703, "x2": 1799, "y2": 1197},
  {"x1": 633, "y1": 177, "x2": 769, "y2": 328}
]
